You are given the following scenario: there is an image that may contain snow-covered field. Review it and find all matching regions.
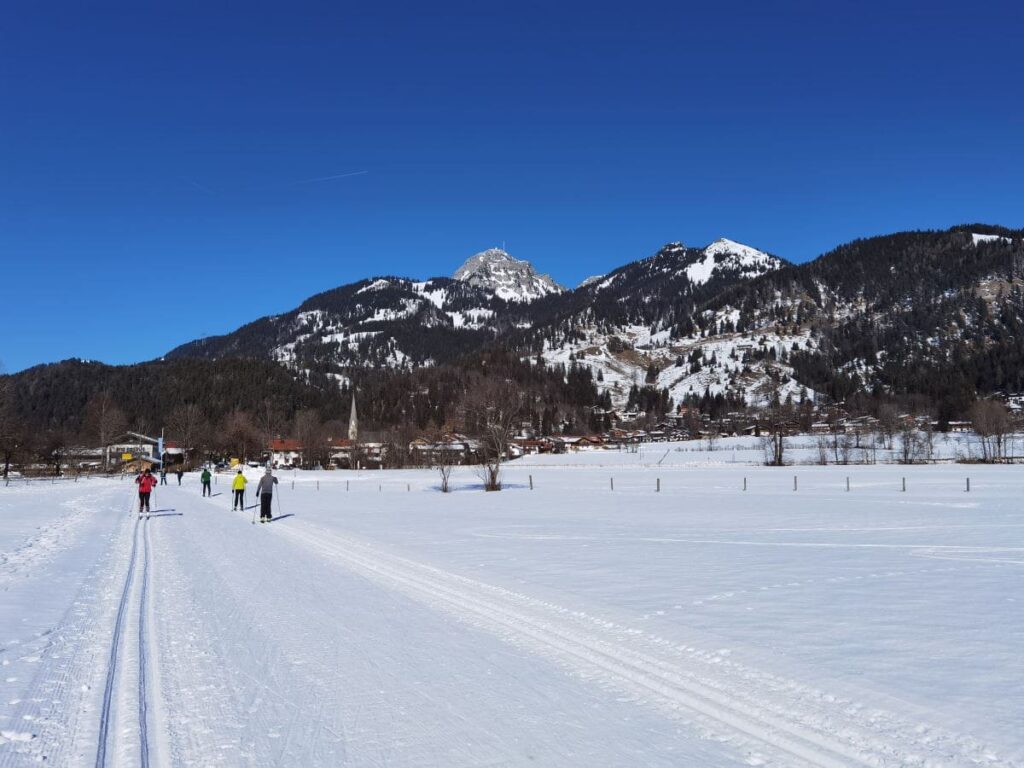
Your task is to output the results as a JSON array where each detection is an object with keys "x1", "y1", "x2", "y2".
[{"x1": 1, "y1": 454, "x2": 1022, "y2": 766}]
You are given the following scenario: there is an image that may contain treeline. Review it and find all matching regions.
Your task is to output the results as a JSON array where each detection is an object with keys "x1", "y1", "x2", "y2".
[{"x1": 0, "y1": 346, "x2": 606, "y2": 471}]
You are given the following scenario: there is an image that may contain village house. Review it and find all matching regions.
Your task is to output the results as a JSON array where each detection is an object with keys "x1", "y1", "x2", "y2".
[
  {"x1": 408, "y1": 434, "x2": 479, "y2": 465},
  {"x1": 511, "y1": 438, "x2": 554, "y2": 456},
  {"x1": 269, "y1": 438, "x2": 304, "y2": 468}
]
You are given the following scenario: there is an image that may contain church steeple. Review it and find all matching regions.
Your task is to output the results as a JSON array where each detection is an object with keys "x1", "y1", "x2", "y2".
[{"x1": 348, "y1": 392, "x2": 359, "y2": 442}]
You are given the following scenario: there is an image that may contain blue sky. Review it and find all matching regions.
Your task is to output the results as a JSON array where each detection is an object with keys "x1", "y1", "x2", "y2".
[{"x1": 2, "y1": 1, "x2": 1022, "y2": 372}]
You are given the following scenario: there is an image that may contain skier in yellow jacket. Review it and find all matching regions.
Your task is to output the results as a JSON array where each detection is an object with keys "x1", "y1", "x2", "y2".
[{"x1": 231, "y1": 469, "x2": 247, "y2": 511}]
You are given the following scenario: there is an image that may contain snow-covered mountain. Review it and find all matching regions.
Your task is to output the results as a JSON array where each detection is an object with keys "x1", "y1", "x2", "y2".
[
  {"x1": 579, "y1": 239, "x2": 783, "y2": 303},
  {"x1": 167, "y1": 276, "x2": 506, "y2": 370},
  {"x1": 164, "y1": 225, "x2": 1024, "y2": 416},
  {"x1": 690, "y1": 238, "x2": 784, "y2": 284},
  {"x1": 531, "y1": 239, "x2": 796, "y2": 408},
  {"x1": 453, "y1": 248, "x2": 564, "y2": 302},
  {"x1": 166, "y1": 237, "x2": 797, "y2": 404}
]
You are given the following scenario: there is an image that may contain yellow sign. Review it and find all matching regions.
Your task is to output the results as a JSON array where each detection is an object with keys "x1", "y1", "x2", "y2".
[
  {"x1": 230, "y1": 458, "x2": 239, "y2": 467},
  {"x1": 121, "y1": 453, "x2": 133, "y2": 461}
]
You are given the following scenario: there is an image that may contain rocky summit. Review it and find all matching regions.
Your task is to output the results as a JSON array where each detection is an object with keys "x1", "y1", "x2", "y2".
[{"x1": 453, "y1": 248, "x2": 564, "y2": 302}]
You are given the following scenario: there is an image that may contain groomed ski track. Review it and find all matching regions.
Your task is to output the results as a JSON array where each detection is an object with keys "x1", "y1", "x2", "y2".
[
  {"x1": 1, "y1": 474, "x2": 1020, "y2": 766},
  {"x1": 95, "y1": 501, "x2": 160, "y2": 768},
  {"x1": 95, "y1": 512, "x2": 142, "y2": 768},
  {"x1": 270, "y1": 520, "x2": 1011, "y2": 768}
]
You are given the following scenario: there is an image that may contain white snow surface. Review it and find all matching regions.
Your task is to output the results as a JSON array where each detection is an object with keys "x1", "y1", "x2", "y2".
[
  {"x1": 971, "y1": 233, "x2": 1012, "y2": 245},
  {"x1": 1, "y1": 455, "x2": 1022, "y2": 766},
  {"x1": 543, "y1": 323, "x2": 816, "y2": 408},
  {"x1": 686, "y1": 239, "x2": 782, "y2": 286}
]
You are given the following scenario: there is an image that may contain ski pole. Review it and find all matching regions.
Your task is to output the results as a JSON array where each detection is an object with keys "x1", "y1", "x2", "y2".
[
  {"x1": 276, "y1": 492, "x2": 282, "y2": 519},
  {"x1": 252, "y1": 493, "x2": 257, "y2": 525}
]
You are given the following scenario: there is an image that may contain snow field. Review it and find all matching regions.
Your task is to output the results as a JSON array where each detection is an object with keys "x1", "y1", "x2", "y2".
[{"x1": 1, "y1": 458, "x2": 1022, "y2": 766}]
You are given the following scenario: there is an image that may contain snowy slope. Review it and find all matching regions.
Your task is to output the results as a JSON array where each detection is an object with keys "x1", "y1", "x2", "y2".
[
  {"x1": 693, "y1": 238, "x2": 783, "y2": 284},
  {"x1": 1, "y1": 466, "x2": 1021, "y2": 766},
  {"x1": 972, "y1": 232, "x2": 1012, "y2": 245},
  {"x1": 535, "y1": 238, "x2": 797, "y2": 407},
  {"x1": 543, "y1": 323, "x2": 815, "y2": 408}
]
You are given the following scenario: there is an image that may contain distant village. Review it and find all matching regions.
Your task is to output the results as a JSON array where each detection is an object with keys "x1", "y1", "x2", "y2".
[{"x1": 23, "y1": 390, "x2": 1024, "y2": 477}]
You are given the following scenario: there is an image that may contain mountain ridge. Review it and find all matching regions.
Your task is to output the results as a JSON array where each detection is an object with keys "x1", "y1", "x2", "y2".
[{"x1": 152, "y1": 224, "x2": 1024, "y2": 420}]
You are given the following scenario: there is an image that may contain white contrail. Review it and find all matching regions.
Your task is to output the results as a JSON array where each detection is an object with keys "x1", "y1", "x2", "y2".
[
  {"x1": 184, "y1": 178, "x2": 216, "y2": 194},
  {"x1": 289, "y1": 170, "x2": 368, "y2": 186}
]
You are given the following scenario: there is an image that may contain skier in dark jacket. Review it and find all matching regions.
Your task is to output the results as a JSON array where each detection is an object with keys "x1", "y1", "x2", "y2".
[
  {"x1": 200, "y1": 467, "x2": 212, "y2": 496},
  {"x1": 255, "y1": 467, "x2": 278, "y2": 523}
]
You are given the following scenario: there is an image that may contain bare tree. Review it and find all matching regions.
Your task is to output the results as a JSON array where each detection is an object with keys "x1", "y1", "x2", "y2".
[
  {"x1": 971, "y1": 400, "x2": 1012, "y2": 463},
  {"x1": 221, "y1": 410, "x2": 259, "y2": 463},
  {"x1": 293, "y1": 409, "x2": 325, "y2": 469},
  {"x1": 755, "y1": 380, "x2": 791, "y2": 467},
  {"x1": 705, "y1": 428, "x2": 719, "y2": 453},
  {"x1": 167, "y1": 403, "x2": 204, "y2": 469},
  {"x1": 36, "y1": 429, "x2": 67, "y2": 477},
  {"x1": 463, "y1": 379, "x2": 522, "y2": 491},
  {"x1": 837, "y1": 432, "x2": 855, "y2": 465},
  {"x1": 760, "y1": 399, "x2": 790, "y2": 467},
  {"x1": 84, "y1": 391, "x2": 127, "y2": 471},
  {"x1": 0, "y1": 373, "x2": 23, "y2": 481},
  {"x1": 897, "y1": 421, "x2": 920, "y2": 465},
  {"x1": 815, "y1": 434, "x2": 830, "y2": 465},
  {"x1": 254, "y1": 399, "x2": 284, "y2": 457},
  {"x1": 436, "y1": 443, "x2": 458, "y2": 493},
  {"x1": 877, "y1": 404, "x2": 898, "y2": 451},
  {"x1": 919, "y1": 420, "x2": 936, "y2": 463},
  {"x1": 761, "y1": 431, "x2": 786, "y2": 466}
]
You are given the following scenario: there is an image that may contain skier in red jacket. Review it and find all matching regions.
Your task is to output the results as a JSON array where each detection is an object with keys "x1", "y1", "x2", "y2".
[{"x1": 135, "y1": 467, "x2": 158, "y2": 515}]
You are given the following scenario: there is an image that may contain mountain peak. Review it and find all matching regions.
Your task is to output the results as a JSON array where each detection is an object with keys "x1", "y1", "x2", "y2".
[
  {"x1": 704, "y1": 237, "x2": 770, "y2": 260},
  {"x1": 453, "y1": 248, "x2": 564, "y2": 302},
  {"x1": 681, "y1": 238, "x2": 782, "y2": 285}
]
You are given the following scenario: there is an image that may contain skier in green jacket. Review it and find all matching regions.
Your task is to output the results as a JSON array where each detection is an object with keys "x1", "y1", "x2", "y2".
[{"x1": 200, "y1": 467, "x2": 212, "y2": 497}]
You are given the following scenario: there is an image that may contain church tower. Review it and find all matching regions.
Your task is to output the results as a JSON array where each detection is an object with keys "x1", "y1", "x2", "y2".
[{"x1": 348, "y1": 392, "x2": 359, "y2": 442}]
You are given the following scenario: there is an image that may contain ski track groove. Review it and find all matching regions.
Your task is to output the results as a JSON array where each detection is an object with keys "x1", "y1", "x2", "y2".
[
  {"x1": 95, "y1": 516, "x2": 140, "y2": 768},
  {"x1": 0, "y1": 486, "x2": 131, "y2": 767},
  {"x1": 279, "y1": 521, "x2": 1010, "y2": 768},
  {"x1": 95, "y1": 510, "x2": 155, "y2": 768},
  {"x1": 137, "y1": 518, "x2": 152, "y2": 768}
]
